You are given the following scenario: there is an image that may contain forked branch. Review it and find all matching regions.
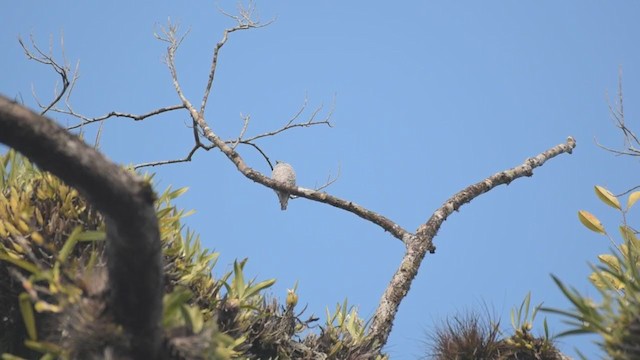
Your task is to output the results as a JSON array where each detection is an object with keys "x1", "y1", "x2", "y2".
[
  {"x1": 367, "y1": 137, "x2": 577, "y2": 347},
  {"x1": 19, "y1": 34, "x2": 78, "y2": 116},
  {"x1": 160, "y1": 10, "x2": 577, "y2": 350}
]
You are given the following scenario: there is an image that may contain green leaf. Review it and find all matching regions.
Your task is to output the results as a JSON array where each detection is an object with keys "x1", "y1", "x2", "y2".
[
  {"x1": 243, "y1": 278, "x2": 276, "y2": 299},
  {"x1": 589, "y1": 270, "x2": 624, "y2": 291},
  {"x1": 1, "y1": 354, "x2": 29, "y2": 360},
  {"x1": 233, "y1": 260, "x2": 245, "y2": 299},
  {"x1": 168, "y1": 187, "x2": 189, "y2": 199},
  {"x1": 594, "y1": 185, "x2": 621, "y2": 210},
  {"x1": 19, "y1": 293, "x2": 37, "y2": 340},
  {"x1": 58, "y1": 226, "x2": 83, "y2": 263},
  {"x1": 0, "y1": 253, "x2": 39, "y2": 274},
  {"x1": 620, "y1": 225, "x2": 639, "y2": 246},
  {"x1": 578, "y1": 210, "x2": 605, "y2": 234},
  {"x1": 77, "y1": 230, "x2": 106, "y2": 242},
  {"x1": 627, "y1": 191, "x2": 640, "y2": 210},
  {"x1": 597, "y1": 254, "x2": 621, "y2": 272},
  {"x1": 162, "y1": 288, "x2": 193, "y2": 328},
  {"x1": 24, "y1": 339, "x2": 61, "y2": 354},
  {"x1": 180, "y1": 305, "x2": 204, "y2": 333}
]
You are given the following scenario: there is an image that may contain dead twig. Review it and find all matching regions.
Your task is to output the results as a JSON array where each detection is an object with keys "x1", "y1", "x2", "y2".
[
  {"x1": 65, "y1": 104, "x2": 186, "y2": 130},
  {"x1": 134, "y1": 143, "x2": 214, "y2": 169},
  {"x1": 596, "y1": 67, "x2": 640, "y2": 156},
  {"x1": 201, "y1": 1, "x2": 274, "y2": 116},
  {"x1": 19, "y1": 34, "x2": 78, "y2": 116}
]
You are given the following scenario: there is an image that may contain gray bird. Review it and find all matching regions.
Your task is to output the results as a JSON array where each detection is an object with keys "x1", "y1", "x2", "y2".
[{"x1": 272, "y1": 161, "x2": 296, "y2": 210}]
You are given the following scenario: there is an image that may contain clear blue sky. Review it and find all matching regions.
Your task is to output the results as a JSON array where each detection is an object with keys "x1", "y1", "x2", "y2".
[{"x1": 2, "y1": 1, "x2": 640, "y2": 358}]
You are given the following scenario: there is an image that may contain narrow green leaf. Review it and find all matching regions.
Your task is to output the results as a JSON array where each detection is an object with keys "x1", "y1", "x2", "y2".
[
  {"x1": 0, "y1": 253, "x2": 39, "y2": 274},
  {"x1": 243, "y1": 278, "x2": 276, "y2": 299},
  {"x1": 77, "y1": 230, "x2": 106, "y2": 242},
  {"x1": 1, "y1": 353, "x2": 29, "y2": 360},
  {"x1": 543, "y1": 318, "x2": 549, "y2": 340},
  {"x1": 233, "y1": 260, "x2": 245, "y2": 299},
  {"x1": 620, "y1": 225, "x2": 639, "y2": 245},
  {"x1": 168, "y1": 187, "x2": 189, "y2": 199},
  {"x1": 19, "y1": 293, "x2": 37, "y2": 340},
  {"x1": 24, "y1": 339, "x2": 62, "y2": 353},
  {"x1": 58, "y1": 226, "x2": 82, "y2": 263}
]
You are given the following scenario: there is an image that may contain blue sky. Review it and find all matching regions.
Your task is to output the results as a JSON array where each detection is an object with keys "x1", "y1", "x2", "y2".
[{"x1": 3, "y1": 1, "x2": 640, "y2": 358}]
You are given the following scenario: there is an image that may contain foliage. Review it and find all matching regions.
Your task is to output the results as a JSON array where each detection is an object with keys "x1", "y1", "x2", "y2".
[
  {"x1": 545, "y1": 185, "x2": 640, "y2": 359},
  {"x1": 425, "y1": 294, "x2": 563, "y2": 360},
  {"x1": 0, "y1": 150, "x2": 383, "y2": 359}
]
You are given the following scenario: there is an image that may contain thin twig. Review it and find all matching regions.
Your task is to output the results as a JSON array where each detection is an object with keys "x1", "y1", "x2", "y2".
[
  {"x1": 134, "y1": 143, "x2": 213, "y2": 169},
  {"x1": 232, "y1": 113, "x2": 251, "y2": 149},
  {"x1": 200, "y1": 2, "x2": 273, "y2": 116},
  {"x1": 237, "y1": 99, "x2": 334, "y2": 144},
  {"x1": 19, "y1": 34, "x2": 74, "y2": 115},
  {"x1": 65, "y1": 104, "x2": 186, "y2": 130},
  {"x1": 312, "y1": 164, "x2": 340, "y2": 192},
  {"x1": 614, "y1": 185, "x2": 640, "y2": 197}
]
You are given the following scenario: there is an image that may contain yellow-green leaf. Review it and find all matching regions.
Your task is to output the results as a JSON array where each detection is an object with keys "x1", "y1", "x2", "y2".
[
  {"x1": 19, "y1": 293, "x2": 37, "y2": 340},
  {"x1": 58, "y1": 226, "x2": 82, "y2": 263},
  {"x1": 34, "y1": 301, "x2": 62, "y2": 313},
  {"x1": 578, "y1": 210, "x2": 606, "y2": 234},
  {"x1": 1, "y1": 353, "x2": 28, "y2": 360},
  {"x1": 23, "y1": 339, "x2": 62, "y2": 354},
  {"x1": 589, "y1": 271, "x2": 625, "y2": 291},
  {"x1": 628, "y1": 191, "x2": 640, "y2": 210},
  {"x1": 0, "y1": 253, "x2": 39, "y2": 274},
  {"x1": 597, "y1": 254, "x2": 621, "y2": 272},
  {"x1": 619, "y1": 225, "x2": 639, "y2": 246},
  {"x1": 595, "y1": 185, "x2": 621, "y2": 210},
  {"x1": 77, "y1": 230, "x2": 106, "y2": 242}
]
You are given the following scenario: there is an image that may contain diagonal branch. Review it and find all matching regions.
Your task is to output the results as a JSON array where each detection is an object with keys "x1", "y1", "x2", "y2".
[{"x1": 367, "y1": 136, "x2": 577, "y2": 348}]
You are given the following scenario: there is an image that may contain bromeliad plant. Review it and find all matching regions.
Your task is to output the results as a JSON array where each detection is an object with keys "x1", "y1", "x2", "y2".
[
  {"x1": 0, "y1": 150, "x2": 270, "y2": 359},
  {"x1": 546, "y1": 185, "x2": 640, "y2": 359},
  {"x1": 0, "y1": 149, "x2": 381, "y2": 360}
]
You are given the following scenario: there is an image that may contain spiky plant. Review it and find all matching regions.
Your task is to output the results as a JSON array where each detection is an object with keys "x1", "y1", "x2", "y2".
[
  {"x1": 0, "y1": 150, "x2": 384, "y2": 359},
  {"x1": 546, "y1": 186, "x2": 640, "y2": 360}
]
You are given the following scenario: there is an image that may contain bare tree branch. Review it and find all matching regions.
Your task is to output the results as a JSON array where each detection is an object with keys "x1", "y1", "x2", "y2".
[
  {"x1": 367, "y1": 136, "x2": 577, "y2": 348},
  {"x1": 200, "y1": 2, "x2": 273, "y2": 116},
  {"x1": 0, "y1": 95, "x2": 164, "y2": 360},
  {"x1": 229, "y1": 97, "x2": 334, "y2": 145},
  {"x1": 19, "y1": 34, "x2": 77, "y2": 116},
  {"x1": 134, "y1": 143, "x2": 213, "y2": 169},
  {"x1": 311, "y1": 164, "x2": 340, "y2": 192},
  {"x1": 597, "y1": 67, "x2": 640, "y2": 156},
  {"x1": 614, "y1": 184, "x2": 640, "y2": 198},
  {"x1": 160, "y1": 12, "x2": 576, "y2": 351},
  {"x1": 64, "y1": 104, "x2": 187, "y2": 130}
]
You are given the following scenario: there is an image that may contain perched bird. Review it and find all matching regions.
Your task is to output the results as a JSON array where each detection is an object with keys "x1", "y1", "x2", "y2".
[{"x1": 271, "y1": 161, "x2": 296, "y2": 210}]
